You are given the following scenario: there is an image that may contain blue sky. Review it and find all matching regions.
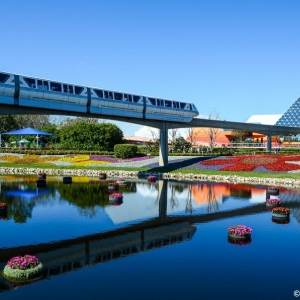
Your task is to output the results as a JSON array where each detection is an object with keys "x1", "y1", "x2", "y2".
[{"x1": 1, "y1": 0, "x2": 300, "y2": 136}]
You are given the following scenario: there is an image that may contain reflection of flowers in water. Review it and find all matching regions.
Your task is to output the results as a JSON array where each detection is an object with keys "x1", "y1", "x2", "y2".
[
  {"x1": 266, "y1": 199, "x2": 282, "y2": 204},
  {"x1": 272, "y1": 217, "x2": 290, "y2": 225},
  {"x1": 228, "y1": 237, "x2": 252, "y2": 246},
  {"x1": 0, "y1": 202, "x2": 7, "y2": 210},
  {"x1": 109, "y1": 193, "x2": 123, "y2": 199},
  {"x1": 266, "y1": 199, "x2": 282, "y2": 211},
  {"x1": 272, "y1": 207, "x2": 290, "y2": 215}
]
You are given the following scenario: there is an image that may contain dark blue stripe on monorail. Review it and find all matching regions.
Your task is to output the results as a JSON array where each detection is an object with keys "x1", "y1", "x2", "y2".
[
  {"x1": 142, "y1": 97, "x2": 146, "y2": 119},
  {"x1": 14, "y1": 75, "x2": 19, "y2": 106},
  {"x1": 87, "y1": 88, "x2": 91, "y2": 114}
]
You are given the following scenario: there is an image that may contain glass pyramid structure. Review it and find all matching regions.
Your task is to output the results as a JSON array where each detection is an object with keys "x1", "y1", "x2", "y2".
[{"x1": 275, "y1": 97, "x2": 300, "y2": 127}]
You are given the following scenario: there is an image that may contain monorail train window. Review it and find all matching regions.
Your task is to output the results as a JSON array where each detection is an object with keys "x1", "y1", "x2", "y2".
[
  {"x1": 74, "y1": 86, "x2": 83, "y2": 95},
  {"x1": 148, "y1": 98, "x2": 156, "y2": 105},
  {"x1": 43, "y1": 81, "x2": 49, "y2": 90},
  {"x1": 133, "y1": 95, "x2": 140, "y2": 103},
  {"x1": 165, "y1": 100, "x2": 171, "y2": 107},
  {"x1": 63, "y1": 84, "x2": 73, "y2": 93},
  {"x1": 37, "y1": 80, "x2": 49, "y2": 90},
  {"x1": 94, "y1": 89, "x2": 103, "y2": 98},
  {"x1": 128, "y1": 95, "x2": 132, "y2": 102},
  {"x1": 114, "y1": 92, "x2": 123, "y2": 100},
  {"x1": 50, "y1": 82, "x2": 62, "y2": 92},
  {"x1": 0, "y1": 73, "x2": 9, "y2": 83},
  {"x1": 157, "y1": 99, "x2": 164, "y2": 106},
  {"x1": 24, "y1": 77, "x2": 36, "y2": 88},
  {"x1": 180, "y1": 103, "x2": 186, "y2": 109},
  {"x1": 37, "y1": 80, "x2": 43, "y2": 89},
  {"x1": 104, "y1": 91, "x2": 108, "y2": 98},
  {"x1": 108, "y1": 91, "x2": 113, "y2": 99},
  {"x1": 123, "y1": 94, "x2": 128, "y2": 101}
]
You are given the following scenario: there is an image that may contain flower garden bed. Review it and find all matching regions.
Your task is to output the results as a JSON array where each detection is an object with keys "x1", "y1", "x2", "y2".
[
  {"x1": 3, "y1": 255, "x2": 43, "y2": 284},
  {"x1": 199, "y1": 155, "x2": 300, "y2": 172}
]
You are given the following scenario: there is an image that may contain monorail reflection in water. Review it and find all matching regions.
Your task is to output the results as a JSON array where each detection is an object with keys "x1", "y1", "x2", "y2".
[{"x1": 1, "y1": 176, "x2": 300, "y2": 299}]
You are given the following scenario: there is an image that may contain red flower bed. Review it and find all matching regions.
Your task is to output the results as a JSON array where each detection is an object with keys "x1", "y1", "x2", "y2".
[{"x1": 200, "y1": 155, "x2": 300, "y2": 172}]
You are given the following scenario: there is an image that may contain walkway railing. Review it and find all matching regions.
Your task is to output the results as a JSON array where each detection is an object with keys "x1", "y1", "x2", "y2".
[{"x1": 230, "y1": 143, "x2": 300, "y2": 149}]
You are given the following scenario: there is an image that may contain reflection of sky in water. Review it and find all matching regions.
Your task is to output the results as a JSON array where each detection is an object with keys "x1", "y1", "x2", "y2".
[{"x1": 0, "y1": 177, "x2": 300, "y2": 249}]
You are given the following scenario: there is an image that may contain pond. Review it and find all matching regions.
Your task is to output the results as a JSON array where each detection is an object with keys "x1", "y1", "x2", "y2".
[{"x1": 0, "y1": 175, "x2": 300, "y2": 300}]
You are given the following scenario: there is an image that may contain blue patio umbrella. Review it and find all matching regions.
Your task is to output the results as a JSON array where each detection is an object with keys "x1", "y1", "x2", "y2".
[
  {"x1": 1, "y1": 127, "x2": 52, "y2": 147},
  {"x1": 5, "y1": 188, "x2": 50, "y2": 200}
]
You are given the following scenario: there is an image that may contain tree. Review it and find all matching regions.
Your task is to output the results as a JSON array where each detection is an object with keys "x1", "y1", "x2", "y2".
[
  {"x1": 173, "y1": 137, "x2": 191, "y2": 152},
  {"x1": 60, "y1": 121, "x2": 123, "y2": 150},
  {"x1": 231, "y1": 130, "x2": 252, "y2": 142},
  {"x1": 144, "y1": 128, "x2": 159, "y2": 153},
  {"x1": 13, "y1": 115, "x2": 51, "y2": 128},
  {"x1": 39, "y1": 125, "x2": 61, "y2": 145},
  {"x1": 168, "y1": 129, "x2": 179, "y2": 149},
  {"x1": 0, "y1": 115, "x2": 18, "y2": 134},
  {"x1": 201, "y1": 112, "x2": 222, "y2": 151}
]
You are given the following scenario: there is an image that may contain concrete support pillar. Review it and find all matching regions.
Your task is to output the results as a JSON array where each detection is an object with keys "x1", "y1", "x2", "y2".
[
  {"x1": 159, "y1": 122, "x2": 168, "y2": 166},
  {"x1": 267, "y1": 134, "x2": 272, "y2": 152},
  {"x1": 158, "y1": 180, "x2": 168, "y2": 224}
]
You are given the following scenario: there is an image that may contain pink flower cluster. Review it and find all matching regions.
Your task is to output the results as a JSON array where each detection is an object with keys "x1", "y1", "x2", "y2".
[
  {"x1": 109, "y1": 193, "x2": 123, "y2": 199},
  {"x1": 148, "y1": 175, "x2": 157, "y2": 179},
  {"x1": 266, "y1": 199, "x2": 282, "y2": 204},
  {"x1": 7, "y1": 255, "x2": 40, "y2": 270},
  {"x1": 228, "y1": 225, "x2": 252, "y2": 236}
]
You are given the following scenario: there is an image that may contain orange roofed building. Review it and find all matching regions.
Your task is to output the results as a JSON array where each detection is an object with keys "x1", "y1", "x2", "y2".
[{"x1": 186, "y1": 127, "x2": 231, "y2": 147}]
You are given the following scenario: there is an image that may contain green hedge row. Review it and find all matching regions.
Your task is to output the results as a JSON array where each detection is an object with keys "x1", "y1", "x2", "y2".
[
  {"x1": 0, "y1": 149, "x2": 114, "y2": 156},
  {"x1": 114, "y1": 144, "x2": 138, "y2": 158}
]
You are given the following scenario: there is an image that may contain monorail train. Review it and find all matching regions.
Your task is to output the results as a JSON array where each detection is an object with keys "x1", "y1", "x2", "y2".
[{"x1": 0, "y1": 71, "x2": 199, "y2": 122}]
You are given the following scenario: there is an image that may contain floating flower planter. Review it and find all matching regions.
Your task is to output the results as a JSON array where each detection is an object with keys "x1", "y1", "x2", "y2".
[
  {"x1": 267, "y1": 187, "x2": 279, "y2": 196},
  {"x1": 99, "y1": 173, "x2": 107, "y2": 180},
  {"x1": 272, "y1": 207, "x2": 290, "y2": 219},
  {"x1": 228, "y1": 225, "x2": 252, "y2": 240},
  {"x1": 0, "y1": 202, "x2": 7, "y2": 213},
  {"x1": 3, "y1": 255, "x2": 43, "y2": 284},
  {"x1": 116, "y1": 178, "x2": 127, "y2": 185},
  {"x1": 36, "y1": 179, "x2": 46, "y2": 188},
  {"x1": 147, "y1": 175, "x2": 157, "y2": 183},
  {"x1": 63, "y1": 176, "x2": 72, "y2": 184},
  {"x1": 37, "y1": 172, "x2": 46, "y2": 180},
  {"x1": 266, "y1": 199, "x2": 282, "y2": 211},
  {"x1": 108, "y1": 182, "x2": 119, "y2": 192},
  {"x1": 109, "y1": 192, "x2": 123, "y2": 204}
]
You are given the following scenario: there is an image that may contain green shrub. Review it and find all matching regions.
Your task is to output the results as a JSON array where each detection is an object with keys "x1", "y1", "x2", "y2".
[{"x1": 114, "y1": 144, "x2": 137, "y2": 159}]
